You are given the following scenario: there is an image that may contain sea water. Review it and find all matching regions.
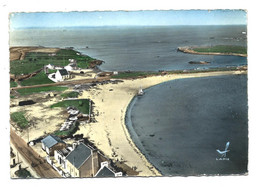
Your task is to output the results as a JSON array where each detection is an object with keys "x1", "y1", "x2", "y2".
[
  {"x1": 126, "y1": 74, "x2": 248, "y2": 175},
  {"x1": 10, "y1": 25, "x2": 247, "y2": 71}
]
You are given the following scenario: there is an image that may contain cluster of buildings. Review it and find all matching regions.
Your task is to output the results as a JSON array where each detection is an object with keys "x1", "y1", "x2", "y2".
[
  {"x1": 44, "y1": 58, "x2": 78, "y2": 82},
  {"x1": 41, "y1": 134, "x2": 123, "y2": 178}
]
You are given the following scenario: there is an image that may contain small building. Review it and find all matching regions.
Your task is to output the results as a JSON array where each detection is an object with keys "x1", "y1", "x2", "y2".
[
  {"x1": 64, "y1": 62, "x2": 78, "y2": 72},
  {"x1": 55, "y1": 69, "x2": 70, "y2": 82},
  {"x1": 64, "y1": 65, "x2": 73, "y2": 72},
  {"x1": 46, "y1": 64, "x2": 55, "y2": 69},
  {"x1": 41, "y1": 135, "x2": 66, "y2": 156},
  {"x1": 94, "y1": 161, "x2": 122, "y2": 178},
  {"x1": 65, "y1": 142, "x2": 101, "y2": 178}
]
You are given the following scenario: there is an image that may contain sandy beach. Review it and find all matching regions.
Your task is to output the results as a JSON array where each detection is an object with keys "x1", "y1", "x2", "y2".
[{"x1": 76, "y1": 70, "x2": 246, "y2": 176}]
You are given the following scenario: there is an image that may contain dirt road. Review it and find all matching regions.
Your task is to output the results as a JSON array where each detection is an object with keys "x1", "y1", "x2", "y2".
[
  {"x1": 10, "y1": 128, "x2": 61, "y2": 178},
  {"x1": 11, "y1": 77, "x2": 111, "y2": 90}
]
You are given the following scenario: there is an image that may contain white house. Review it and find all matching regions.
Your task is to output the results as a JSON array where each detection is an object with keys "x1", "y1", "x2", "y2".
[
  {"x1": 64, "y1": 65, "x2": 73, "y2": 72},
  {"x1": 55, "y1": 69, "x2": 70, "y2": 82},
  {"x1": 46, "y1": 64, "x2": 55, "y2": 69}
]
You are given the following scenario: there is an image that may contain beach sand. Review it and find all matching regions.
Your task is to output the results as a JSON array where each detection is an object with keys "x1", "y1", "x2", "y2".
[{"x1": 76, "y1": 70, "x2": 247, "y2": 176}]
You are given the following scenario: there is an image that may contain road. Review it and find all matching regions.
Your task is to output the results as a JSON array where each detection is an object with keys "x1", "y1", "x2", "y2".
[
  {"x1": 10, "y1": 128, "x2": 61, "y2": 178},
  {"x1": 11, "y1": 77, "x2": 111, "y2": 90}
]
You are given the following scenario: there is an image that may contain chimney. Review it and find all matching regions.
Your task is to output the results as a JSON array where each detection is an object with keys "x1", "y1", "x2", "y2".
[
  {"x1": 100, "y1": 161, "x2": 108, "y2": 169},
  {"x1": 72, "y1": 142, "x2": 77, "y2": 150}
]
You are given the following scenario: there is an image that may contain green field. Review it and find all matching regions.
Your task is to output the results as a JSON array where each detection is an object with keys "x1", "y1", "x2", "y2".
[
  {"x1": 60, "y1": 91, "x2": 79, "y2": 99},
  {"x1": 10, "y1": 48, "x2": 96, "y2": 75},
  {"x1": 10, "y1": 112, "x2": 29, "y2": 129},
  {"x1": 10, "y1": 81, "x2": 18, "y2": 88},
  {"x1": 17, "y1": 86, "x2": 68, "y2": 95},
  {"x1": 20, "y1": 71, "x2": 54, "y2": 86},
  {"x1": 51, "y1": 99, "x2": 90, "y2": 114},
  {"x1": 192, "y1": 45, "x2": 247, "y2": 55},
  {"x1": 111, "y1": 71, "x2": 160, "y2": 79}
]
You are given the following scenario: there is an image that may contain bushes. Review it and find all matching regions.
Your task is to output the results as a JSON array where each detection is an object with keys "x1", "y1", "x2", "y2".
[{"x1": 60, "y1": 91, "x2": 79, "y2": 99}]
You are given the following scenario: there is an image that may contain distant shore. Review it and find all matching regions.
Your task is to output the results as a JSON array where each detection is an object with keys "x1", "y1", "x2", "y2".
[{"x1": 177, "y1": 46, "x2": 247, "y2": 57}]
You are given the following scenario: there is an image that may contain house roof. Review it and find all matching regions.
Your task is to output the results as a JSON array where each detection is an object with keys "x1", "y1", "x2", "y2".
[
  {"x1": 41, "y1": 135, "x2": 65, "y2": 149},
  {"x1": 95, "y1": 166, "x2": 115, "y2": 178},
  {"x1": 66, "y1": 143, "x2": 92, "y2": 169},
  {"x1": 58, "y1": 69, "x2": 69, "y2": 76}
]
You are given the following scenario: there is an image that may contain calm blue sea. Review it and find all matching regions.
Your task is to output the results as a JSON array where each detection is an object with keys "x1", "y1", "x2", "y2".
[
  {"x1": 10, "y1": 25, "x2": 248, "y2": 175},
  {"x1": 126, "y1": 74, "x2": 248, "y2": 175},
  {"x1": 10, "y1": 25, "x2": 247, "y2": 71}
]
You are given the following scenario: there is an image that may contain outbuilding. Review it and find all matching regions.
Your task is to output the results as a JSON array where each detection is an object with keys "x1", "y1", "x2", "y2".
[{"x1": 41, "y1": 135, "x2": 66, "y2": 156}]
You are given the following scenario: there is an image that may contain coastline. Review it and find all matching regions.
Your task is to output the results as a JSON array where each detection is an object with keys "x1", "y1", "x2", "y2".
[
  {"x1": 178, "y1": 46, "x2": 247, "y2": 57},
  {"x1": 77, "y1": 70, "x2": 247, "y2": 176}
]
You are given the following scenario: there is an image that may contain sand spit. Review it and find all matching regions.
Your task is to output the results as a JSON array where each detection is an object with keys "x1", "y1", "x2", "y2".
[{"x1": 76, "y1": 70, "x2": 246, "y2": 176}]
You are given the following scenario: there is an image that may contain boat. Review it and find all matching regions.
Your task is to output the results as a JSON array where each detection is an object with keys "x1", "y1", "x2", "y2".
[{"x1": 137, "y1": 87, "x2": 144, "y2": 96}]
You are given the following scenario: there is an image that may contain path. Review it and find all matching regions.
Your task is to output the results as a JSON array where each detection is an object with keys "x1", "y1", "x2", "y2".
[{"x1": 10, "y1": 128, "x2": 61, "y2": 178}]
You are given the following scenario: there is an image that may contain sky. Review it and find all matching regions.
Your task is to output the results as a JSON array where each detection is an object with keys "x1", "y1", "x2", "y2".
[{"x1": 10, "y1": 10, "x2": 247, "y2": 29}]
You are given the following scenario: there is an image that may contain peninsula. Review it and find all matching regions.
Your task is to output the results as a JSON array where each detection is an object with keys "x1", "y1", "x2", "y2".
[{"x1": 178, "y1": 45, "x2": 247, "y2": 57}]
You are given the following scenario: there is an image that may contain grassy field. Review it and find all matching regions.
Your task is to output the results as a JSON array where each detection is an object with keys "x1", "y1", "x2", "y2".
[
  {"x1": 17, "y1": 86, "x2": 68, "y2": 95},
  {"x1": 111, "y1": 71, "x2": 160, "y2": 79},
  {"x1": 10, "y1": 48, "x2": 96, "y2": 75},
  {"x1": 10, "y1": 112, "x2": 29, "y2": 129},
  {"x1": 10, "y1": 81, "x2": 18, "y2": 88},
  {"x1": 192, "y1": 45, "x2": 247, "y2": 55},
  {"x1": 51, "y1": 99, "x2": 90, "y2": 114},
  {"x1": 60, "y1": 91, "x2": 79, "y2": 99},
  {"x1": 20, "y1": 71, "x2": 54, "y2": 86}
]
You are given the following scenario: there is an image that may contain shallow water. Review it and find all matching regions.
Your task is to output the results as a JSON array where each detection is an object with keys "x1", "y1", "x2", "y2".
[{"x1": 126, "y1": 74, "x2": 248, "y2": 175}]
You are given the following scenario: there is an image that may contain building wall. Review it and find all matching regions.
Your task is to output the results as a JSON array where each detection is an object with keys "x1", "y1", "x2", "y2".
[
  {"x1": 42, "y1": 143, "x2": 46, "y2": 151},
  {"x1": 79, "y1": 157, "x2": 93, "y2": 177},
  {"x1": 55, "y1": 71, "x2": 63, "y2": 81},
  {"x1": 66, "y1": 161, "x2": 80, "y2": 177},
  {"x1": 48, "y1": 143, "x2": 66, "y2": 156}
]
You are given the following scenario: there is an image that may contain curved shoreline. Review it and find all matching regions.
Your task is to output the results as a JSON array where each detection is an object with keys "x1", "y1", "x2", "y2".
[{"x1": 77, "y1": 70, "x2": 246, "y2": 176}]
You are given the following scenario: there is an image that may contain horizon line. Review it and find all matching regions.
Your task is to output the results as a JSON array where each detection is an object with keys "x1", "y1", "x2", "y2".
[{"x1": 11, "y1": 24, "x2": 247, "y2": 30}]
